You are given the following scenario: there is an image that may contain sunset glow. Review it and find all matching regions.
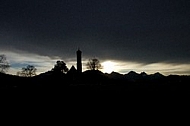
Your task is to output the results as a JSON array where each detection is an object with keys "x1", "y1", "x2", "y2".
[
  {"x1": 102, "y1": 61, "x2": 116, "y2": 73},
  {"x1": 1, "y1": 50, "x2": 190, "y2": 76}
]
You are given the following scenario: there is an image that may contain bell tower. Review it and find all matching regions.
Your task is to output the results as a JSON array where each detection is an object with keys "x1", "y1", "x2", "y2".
[{"x1": 76, "y1": 49, "x2": 82, "y2": 73}]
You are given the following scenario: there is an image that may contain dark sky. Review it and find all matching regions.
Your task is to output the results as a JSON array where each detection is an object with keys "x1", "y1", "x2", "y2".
[{"x1": 0, "y1": 0, "x2": 190, "y2": 74}]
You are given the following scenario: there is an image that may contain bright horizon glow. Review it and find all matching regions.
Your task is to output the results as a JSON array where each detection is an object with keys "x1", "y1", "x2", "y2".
[
  {"x1": 102, "y1": 61, "x2": 116, "y2": 73},
  {"x1": 1, "y1": 50, "x2": 190, "y2": 76}
]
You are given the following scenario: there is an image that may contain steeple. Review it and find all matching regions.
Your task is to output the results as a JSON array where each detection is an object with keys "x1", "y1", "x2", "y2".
[{"x1": 76, "y1": 48, "x2": 82, "y2": 73}]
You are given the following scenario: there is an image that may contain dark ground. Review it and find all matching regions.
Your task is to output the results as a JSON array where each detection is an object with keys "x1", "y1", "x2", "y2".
[{"x1": 1, "y1": 71, "x2": 190, "y2": 125}]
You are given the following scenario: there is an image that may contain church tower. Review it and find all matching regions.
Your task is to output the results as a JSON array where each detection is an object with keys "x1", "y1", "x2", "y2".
[{"x1": 76, "y1": 49, "x2": 82, "y2": 73}]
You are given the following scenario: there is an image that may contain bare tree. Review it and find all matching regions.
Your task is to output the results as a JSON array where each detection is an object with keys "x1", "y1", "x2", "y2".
[
  {"x1": 52, "y1": 60, "x2": 68, "y2": 73},
  {"x1": 86, "y1": 58, "x2": 102, "y2": 70},
  {"x1": 17, "y1": 65, "x2": 37, "y2": 77},
  {"x1": 0, "y1": 54, "x2": 10, "y2": 73}
]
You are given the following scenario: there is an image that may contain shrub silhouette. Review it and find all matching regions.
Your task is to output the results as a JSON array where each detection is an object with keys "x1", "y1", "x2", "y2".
[
  {"x1": 86, "y1": 58, "x2": 102, "y2": 70},
  {"x1": 17, "y1": 65, "x2": 37, "y2": 77},
  {"x1": 0, "y1": 54, "x2": 10, "y2": 73},
  {"x1": 52, "y1": 60, "x2": 68, "y2": 73}
]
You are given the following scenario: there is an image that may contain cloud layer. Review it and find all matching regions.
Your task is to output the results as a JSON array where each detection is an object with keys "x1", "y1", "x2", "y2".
[{"x1": 0, "y1": 0, "x2": 190, "y2": 75}]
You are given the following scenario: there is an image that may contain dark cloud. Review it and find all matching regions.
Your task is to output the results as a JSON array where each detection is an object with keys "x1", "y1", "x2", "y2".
[{"x1": 0, "y1": 0, "x2": 190, "y2": 65}]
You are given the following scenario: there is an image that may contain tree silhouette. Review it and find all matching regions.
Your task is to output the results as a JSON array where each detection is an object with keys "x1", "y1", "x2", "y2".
[
  {"x1": 86, "y1": 58, "x2": 102, "y2": 70},
  {"x1": 0, "y1": 54, "x2": 10, "y2": 73},
  {"x1": 52, "y1": 60, "x2": 68, "y2": 73},
  {"x1": 17, "y1": 65, "x2": 37, "y2": 77}
]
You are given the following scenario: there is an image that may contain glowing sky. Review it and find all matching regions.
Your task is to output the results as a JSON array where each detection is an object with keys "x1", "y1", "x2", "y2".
[
  {"x1": 3, "y1": 50, "x2": 190, "y2": 76},
  {"x1": 0, "y1": 0, "x2": 190, "y2": 75}
]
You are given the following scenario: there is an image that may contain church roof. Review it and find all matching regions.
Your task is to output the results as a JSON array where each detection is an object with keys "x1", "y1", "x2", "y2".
[{"x1": 67, "y1": 65, "x2": 77, "y2": 74}]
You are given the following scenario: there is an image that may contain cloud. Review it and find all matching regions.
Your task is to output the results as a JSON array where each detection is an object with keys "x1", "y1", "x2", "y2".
[
  {"x1": 0, "y1": 50, "x2": 59, "y2": 75},
  {"x1": 0, "y1": 0, "x2": 190, "y2": 75},
  {"x1": 1, "y1": 49, "x2": 190, "y2": 76}
]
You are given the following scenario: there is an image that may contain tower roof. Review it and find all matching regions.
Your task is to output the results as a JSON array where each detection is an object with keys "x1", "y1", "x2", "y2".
[{"x1": 77, "y1": 48, "x2": 82, "y2": 53}]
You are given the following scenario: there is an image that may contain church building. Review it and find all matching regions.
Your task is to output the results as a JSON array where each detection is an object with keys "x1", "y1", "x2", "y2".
[{"x1": 67, "y1": 49, "x2": 82, "y2": 74}]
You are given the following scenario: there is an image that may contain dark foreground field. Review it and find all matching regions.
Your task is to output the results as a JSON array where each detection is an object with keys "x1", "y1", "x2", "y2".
[
  {"x1": 1, "y1": 71, "x2": 190, "y2": 125},
  {"x1": 1, "y1": 70, "x2": 190, "y2": 100}
]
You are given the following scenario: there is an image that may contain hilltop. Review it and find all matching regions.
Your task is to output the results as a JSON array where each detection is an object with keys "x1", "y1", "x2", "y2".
[
  {"x1": 1, "y1": 70, "x2": 190, "y2": 125},
  {"x1": 1, "y1": 70, "x2": 190, "y2": 97}
]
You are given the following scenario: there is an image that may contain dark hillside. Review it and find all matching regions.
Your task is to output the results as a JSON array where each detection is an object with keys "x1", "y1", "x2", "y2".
[
  {"x1": 1, "y1": 71, "x2": 190, "y2": 125},
  {"x1": 1, "y1": 71, "x2": 190, "y2": 98}
]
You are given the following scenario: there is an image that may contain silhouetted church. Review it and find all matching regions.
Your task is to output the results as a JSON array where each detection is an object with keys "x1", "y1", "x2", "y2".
[{"x1": 67, "y1": 49, "x2": 82, "y2": 74}]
